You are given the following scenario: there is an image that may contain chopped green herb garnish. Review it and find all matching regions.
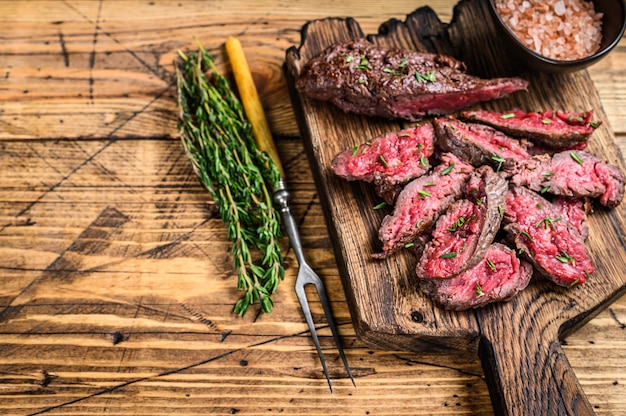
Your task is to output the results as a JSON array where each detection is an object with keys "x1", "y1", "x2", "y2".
[
  {"x1": 520, "y1": 231, "x2": 534, "y2": 241},
  {"x1": 404, "y1": 242, "x2": 415, "y2": 248},
  {"x1": 476, "y1": 282, "x2": 484, "y2": 297},
  {"x1": 373, "y1": 201, "x2": 388, "y2": 210},
  {"x1": 498, "y1": 205, "x2": 504, "y2": 217},
  {"x1": 441, "y1": 162, "x2": 455, "y2": 175},
  {"x1": 486, "y1": 258, "x2": 497, "y2": 271},
  {"x1": 415, "y1": 70, "x2": 436, "y2": 83},
  {"x1": 569, "y1": 278, "x2": 580, "y2": 287},
  {"x1": 570, "y1": 152, "x2": 584, "y2": 165},
  {"x1": 500, "y1": 113, "x2": 515, "y2": 119},
  {"x1": 398, "y1": 56, "x2": 409, "y2": 68},
  {"x1": 491, "y1": 153, "x2": 506, "y2": 172},
  {"x1": 542, "y1": 118, "x2": 553, "y2": 124},
  {"x1": 540, "y1": 185, "x2": 551, "y2": 194},
  {"x1": 446, "y1": 216, "x2": 466, "y2": 232},
  {"x1": 536, "y1": 203, "x2": 543, "y2": 210},
  {"x1": 423, "y1": 182, "x2": 435, "y2": 187},
  {"x1": 345, "y1": 55, "x2": 353, "y2": 63},
  {"x1": 590, "y1": 121, "x2": 599, "y2": 129},
  {"x1": 543, "y1": 171, "x2": 555, "y2": 178},
  {"x1": 440, "y1": 252, "x2": 458, "y2": 259},
  {"x1": 350, "y1": 145, "x2": 359, "y2": 157},
  {"x1": 420, "y1": 155, "x2": 428, "y2": 166},
  {"x1": 379, "y1": 154, "x2": 389, "y2": 167},
  {"x1": 418, "y1": 189, "x2": 432, "y2": 197},
  {"x1": 536, "y1": 216, "x2": 562, "y2": 231}
]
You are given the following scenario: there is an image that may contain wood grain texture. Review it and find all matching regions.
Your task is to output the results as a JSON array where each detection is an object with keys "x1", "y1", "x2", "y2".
[
  {"x1": 0, "y1": 1, "x2": 625, "y2": 415},
  {"x1": 285, "y1": 0, "x2": 626, "y2": 414}
]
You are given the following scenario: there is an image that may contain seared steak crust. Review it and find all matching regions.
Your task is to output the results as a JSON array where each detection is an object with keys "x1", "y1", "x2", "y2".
[
  {"x1": 503, "y1": 186, "x2": 594, "y2": 287},
  {"x1": 419, "y1": 243, "x2": 533, "y2": 311},
  {"x1": 461, "y1": 109, "x2": 600, "y2": 148},
  {"x1": 296, "y1": 38, "x2": 528, "y2": 121}
]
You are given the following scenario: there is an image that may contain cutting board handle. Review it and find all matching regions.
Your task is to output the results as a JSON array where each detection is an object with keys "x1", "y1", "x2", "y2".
[{"x1": 478, "y1": 318, "x2": 595, "y2": 415}]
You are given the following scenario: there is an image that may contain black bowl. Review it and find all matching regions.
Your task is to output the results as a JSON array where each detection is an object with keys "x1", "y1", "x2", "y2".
[{"x1": 488, "y1": 0, "x2": 626, "y2": 73}]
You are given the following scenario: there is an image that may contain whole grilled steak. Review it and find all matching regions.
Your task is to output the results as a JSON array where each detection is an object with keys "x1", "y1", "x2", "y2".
[
  {"x1": 503, "y1": 186, "x2": 594, "y2": 287},
  {"x1": 433, "y1": 117, "x2": 531, "y2": 170},
  {"x1": 419, "y1": 243, "x2": 533, "y2": 311},
  {"x1": 416, "y1": 166, "x2": 507, "y2": 279},
  {"x1": 374, "y1": 153, "x2": 474, "y2": 258},
  {"x1": 332, "y1": 124, "x2": 435, "y2": 204},
  {"x1": 460, "y1": 109, "x2": 600, "y2": 148},
  {"x1": 296, "y1": 38, "x2": 528, "y2": 121},
  {"x1": 508, "y1": 150, "x2": 626, "y2": 207}
]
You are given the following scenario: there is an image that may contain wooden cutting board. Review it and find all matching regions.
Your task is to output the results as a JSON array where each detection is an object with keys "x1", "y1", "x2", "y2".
[{"x1": 284, "y1": 0, "x2": 626, "y2": 414}]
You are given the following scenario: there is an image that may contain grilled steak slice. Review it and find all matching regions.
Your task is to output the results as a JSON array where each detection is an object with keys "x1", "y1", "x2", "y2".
[
  {"x1": 416, "y1": 166, "x2": 507, "y2": 279},
  {"x1": 296, "y1": 38, "x2": 528, "y2": 121},
  {"x1": 373, "y1": 153, "x2": 473, "y2": 258},
  {"x1": 553, "y1": 197, "x2": 591, "y2": 240},
  {"x1": 419, "y1": 243, "x2": 533, "y2": 311},
  {"x1": 508, "y1": 150, "x2": 626, "y2": 207},
  {"x1": 503, "y1": 186, "x2": 594, "y2": 287},
  {"x1": 332, "y1": 124, "x2": 435, "y2": 204},
  {"x1": 460, "y1": 109, "x2": 600, "y2": 148},
  {"x1": 433, "y1": 117, "x2": 531, "y2": 170}
]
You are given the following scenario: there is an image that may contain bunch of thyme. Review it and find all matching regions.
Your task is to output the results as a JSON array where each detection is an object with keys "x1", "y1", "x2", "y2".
[{"x1": 175, "y1": 41, "x2": 284, "y2": 316}]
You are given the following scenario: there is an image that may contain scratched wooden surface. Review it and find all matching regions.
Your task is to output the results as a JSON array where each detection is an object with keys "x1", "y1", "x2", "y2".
[{"x1": 0, "y1": 1, "x2": 625, "y2": 415}]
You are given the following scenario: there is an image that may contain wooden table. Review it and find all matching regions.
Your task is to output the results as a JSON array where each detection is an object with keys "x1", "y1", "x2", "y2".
[{"x1": 1, "y1": 1, "x2": 625, "y2": 414}]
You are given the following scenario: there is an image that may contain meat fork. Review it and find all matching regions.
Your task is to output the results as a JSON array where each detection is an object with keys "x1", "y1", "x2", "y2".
[{"x1": 225, "y1": 37, "x2": 356, "y2": 391}]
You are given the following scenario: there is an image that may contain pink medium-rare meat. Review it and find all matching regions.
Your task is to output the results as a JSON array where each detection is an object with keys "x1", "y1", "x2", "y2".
[
  {"x1": 509, "y1": 150, "x2": 626, "y2": 207},
  {"x1": 416, "y1": 166, "x2": 507, "y2": 279},
  {"x1": 373, "y1": 153, "x2": 474, "y2": 258},
  {"x1": 460, "y1": 109, "x2": 601, "y2": 149},
  {"x1": 433, "y1": 117, "x2": 531, "y2": 170},
  {"x1": 503, "y1": 186, "x2": 594, "y2": 287},
  {"x1": 331, "y1": 124, "x2": 435, "y2": 204},
  {"x1": 419, "y1": 243, "x2": 533, "y2": 311},
  {"x1": 295, "y1": 38, "x2": 528, "y2": 121},
  {"x1": 553, "y1": 197, "x2": 591, "y2": 240}
]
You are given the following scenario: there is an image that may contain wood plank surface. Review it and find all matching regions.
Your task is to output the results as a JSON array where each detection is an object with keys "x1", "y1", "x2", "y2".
[{"x1": 0, "y1": 1, "x2": 625, "y2": 415}]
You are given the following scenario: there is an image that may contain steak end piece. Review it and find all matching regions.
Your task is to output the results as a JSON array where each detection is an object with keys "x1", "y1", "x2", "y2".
[
  {"x1": 460, "y1": 109, "x2": 600, "y2": 149},
  {"x1": 419, "y1": 243, "x2": 533, "y2": 311},
  {"x1": 296, "y1": 38, "x2": 528, "y2": 121},
  {"x1": 503, "y1": 186, "x2": 594, "y2": 287},
  {"x1": 416, "y1": 166, "x2": 507, "y2": 279}
]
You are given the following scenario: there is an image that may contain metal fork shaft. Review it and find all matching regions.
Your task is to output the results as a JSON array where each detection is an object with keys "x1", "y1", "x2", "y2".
[{"x1": 273, "y1": 179, "x2": 355, "y2": 392}]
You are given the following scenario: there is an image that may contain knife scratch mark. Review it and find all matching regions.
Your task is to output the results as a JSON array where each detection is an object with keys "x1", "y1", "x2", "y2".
[{"x1": 609, "y1": 308, "x2": 626, "y2": 329}]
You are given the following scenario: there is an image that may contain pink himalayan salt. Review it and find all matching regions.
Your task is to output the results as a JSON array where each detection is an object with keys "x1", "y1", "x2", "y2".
[{"x1": 495, "y1": 0, "x2": 603, "y2": 61}]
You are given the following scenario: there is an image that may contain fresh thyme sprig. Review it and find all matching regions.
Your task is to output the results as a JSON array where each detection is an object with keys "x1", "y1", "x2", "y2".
[{"x1": 175, "y1": 41, "x2": 284, "y2": 316}]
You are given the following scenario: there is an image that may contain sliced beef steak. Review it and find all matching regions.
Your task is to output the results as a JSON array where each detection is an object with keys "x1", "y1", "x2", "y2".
[
  {"x1": 296, "y1": 38, "x2": 528, "y2": 121},
  {"x1": 332, "y1": 124, "x2": 435, "y2": 204},
  {"x1": 419, "y1": 243, "x2": 533, "y2": 311},
  {"x1": 374, "y1": 153, "x2": 474, "y2": 258},
  {"x1": 433, "y1": 117, "x2": 531, "y2": 170},
  {"x1": 508, "y1": 150, "x2": 626, "y2": 207},
  {"x1": 460, "y1": 109, "x2": 600, "y2": 148},
  {"x1": 416, "y1": 166, "x2": 507, "y2": 279},
  {"x1": 503, "y1": 186, "x2": 594, "y2": 287}
]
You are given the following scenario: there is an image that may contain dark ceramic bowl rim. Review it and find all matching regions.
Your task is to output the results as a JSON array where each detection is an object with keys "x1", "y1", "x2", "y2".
[{"x1": 488, "y1": 0, "x2": 626, "y2": 67}]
